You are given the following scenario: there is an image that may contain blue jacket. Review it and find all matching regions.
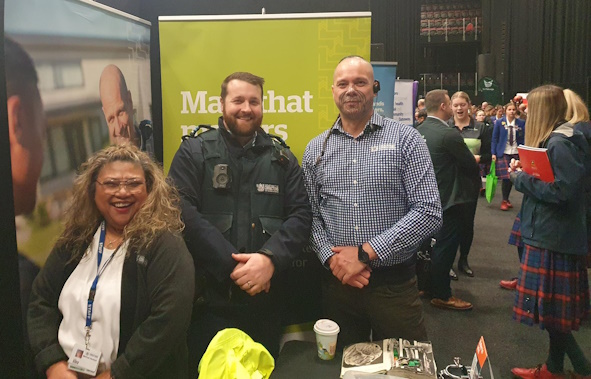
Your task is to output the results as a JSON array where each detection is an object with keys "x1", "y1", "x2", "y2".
[
  {"x1": 513, "y1": 124, "x2": 589, "y2": 255},
  {"x1": 491, "y1": 117, "x2": 526, "y2": 157}
]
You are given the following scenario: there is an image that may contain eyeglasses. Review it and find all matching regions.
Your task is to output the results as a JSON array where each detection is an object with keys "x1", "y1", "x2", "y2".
[{"x1": 96, "y1": 179, "x2": 145, "y2": 194}]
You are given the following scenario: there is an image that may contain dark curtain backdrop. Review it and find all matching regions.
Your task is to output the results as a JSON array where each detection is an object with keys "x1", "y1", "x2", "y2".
[
  {"x1": 370, "y1": 0, "x2": 421, "y2": 79},
  {"x1": 506, "y1": 0, "x2": 591, "y2": 98}
]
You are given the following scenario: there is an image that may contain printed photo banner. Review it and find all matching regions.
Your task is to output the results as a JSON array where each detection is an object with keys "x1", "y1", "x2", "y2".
[
  {"x1": 4, "y1": 0, "x2": 151, "y2": 266},
  {"x1": 159, "y1": 12, "x2": 372, "y2": 169}
]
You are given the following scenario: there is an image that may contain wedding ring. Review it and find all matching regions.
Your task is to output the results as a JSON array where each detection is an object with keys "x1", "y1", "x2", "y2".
[{"x1": 247, "y1": 281, "x2": 252, "y2": 289}]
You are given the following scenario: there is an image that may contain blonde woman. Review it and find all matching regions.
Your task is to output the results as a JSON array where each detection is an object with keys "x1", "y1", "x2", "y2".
[
  {"x1": 508, "y1": 85, "x2": 590, "y2": 379},
  {"x1": 564, "y1": 88, "x2": 591, "y2": 269},
  {"x1": 447, "y1": 92, "x2": 492, "y2": 278}
]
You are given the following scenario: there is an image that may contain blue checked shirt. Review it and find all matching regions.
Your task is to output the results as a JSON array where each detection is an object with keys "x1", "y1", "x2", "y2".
[{"x1": 302, "y1": 113, "x2": 442, "y2": 268}]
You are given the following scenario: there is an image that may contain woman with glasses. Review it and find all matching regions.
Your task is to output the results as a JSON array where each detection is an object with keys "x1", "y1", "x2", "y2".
[{"x1": 28, "y1": 144, "x2": 194, "y2": 379}]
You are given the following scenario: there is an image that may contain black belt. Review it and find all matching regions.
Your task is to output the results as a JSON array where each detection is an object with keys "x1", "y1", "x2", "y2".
[{"x1": 369, "y1": 258, "x2": 416, "y2": 287}]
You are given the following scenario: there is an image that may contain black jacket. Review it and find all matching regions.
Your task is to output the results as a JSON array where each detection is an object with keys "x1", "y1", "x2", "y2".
[
  {"x1": 28, "y1": 232, "x2": 195, "y2": 379},
  {"x1": 514, "y1": 124, "x2": 589, "y2": 255},
  {"x1": 168, "y1": 118, "x2": 311, "y2": 307},
  {"x1": 418, "y1": 116, "x2": 480, "y2": 211}
]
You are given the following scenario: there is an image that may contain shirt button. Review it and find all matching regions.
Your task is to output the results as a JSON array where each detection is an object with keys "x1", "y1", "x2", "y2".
[
  {"x1": 354, "y1": 203, "x2": 358, "y2": 207},
  {"x1": 353, "y1": 180, "x2": 358, "y2": 185},
  {"x1": 353, "y1": 159, "x2": 357, "y2": 163},
  {"x1": 251, "y1": 223, "x2": 255, "y2": 229},
  {"x1": 354, "y1": 226, "x2": 359, "y2": 231}
]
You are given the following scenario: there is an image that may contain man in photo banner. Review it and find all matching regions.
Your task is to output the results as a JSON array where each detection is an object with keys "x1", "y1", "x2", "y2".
[
  {"x1": 5, "y1": 37, "x2": 46, "y2": 379},
  {"x1": 302, "y1": 56, "x2": 442, "y2": 348},
  {"x1": 168, "y1": 72, "x2": 312, "y2": 377},
  {"x1": 99, "y1": 64, "x2": 153, "y2": 155}
]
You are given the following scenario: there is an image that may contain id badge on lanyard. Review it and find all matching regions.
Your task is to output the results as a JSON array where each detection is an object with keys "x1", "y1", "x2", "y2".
[{"x1": 68, "y1": 221, "x2": 119, "y2": 376}]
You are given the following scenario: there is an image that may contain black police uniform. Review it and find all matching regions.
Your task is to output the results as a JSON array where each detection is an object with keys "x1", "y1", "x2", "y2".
[{"x1": 168, "y1": 116, "x2": 311, "y2": 376}]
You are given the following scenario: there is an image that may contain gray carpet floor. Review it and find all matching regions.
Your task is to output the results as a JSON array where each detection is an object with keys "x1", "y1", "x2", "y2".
[{"x1": 423, "y1": 189, "x2": 591, "y2": 378}]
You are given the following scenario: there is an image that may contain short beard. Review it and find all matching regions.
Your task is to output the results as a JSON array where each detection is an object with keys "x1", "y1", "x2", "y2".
[
  {"x1": 223, "y1": 113, "x2": 261, "y2": 138},
  {"x1": 338, "y1": 90, "x2": 369, "y2": 117},
  {"x1": 339, "y1": 90, "x2": 366, "y2": 106}
]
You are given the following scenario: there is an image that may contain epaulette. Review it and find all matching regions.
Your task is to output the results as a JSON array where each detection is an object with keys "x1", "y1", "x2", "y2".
[
  {"x1": 268, "y1": 133, "x2": 289, "y2": 149},
  {"x1": 182, "y1": 124, "x2": 215, "y2": 141},
  {"x1": 268, "y1": 134, "x2": 290, "y2": 167}
]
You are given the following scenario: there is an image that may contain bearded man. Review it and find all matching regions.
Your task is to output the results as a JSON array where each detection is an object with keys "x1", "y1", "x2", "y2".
[{"x1": 168, "y1": 72, "x2": 311, "y2": 377}]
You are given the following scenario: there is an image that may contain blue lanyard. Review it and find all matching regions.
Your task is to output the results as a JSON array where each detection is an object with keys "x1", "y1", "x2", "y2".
[{"x1": 85, "y1": 222, "x2": 119, "y2": 344}]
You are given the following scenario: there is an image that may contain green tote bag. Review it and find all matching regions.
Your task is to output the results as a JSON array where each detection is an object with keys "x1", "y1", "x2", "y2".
[{"x1": 485, "y1": 160, "x2": 497, "y2": 203}]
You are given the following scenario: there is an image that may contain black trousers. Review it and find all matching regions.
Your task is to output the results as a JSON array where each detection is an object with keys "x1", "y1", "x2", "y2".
[
  {"x1": 321, "y1": 271, "x2": 427, "y2": 350},
  {"x1": 458, "y1": 200, "x2": 478, "y2": 259},
  {"x1": 430, "y1": 204, "x2": 467, "y2": 300}
]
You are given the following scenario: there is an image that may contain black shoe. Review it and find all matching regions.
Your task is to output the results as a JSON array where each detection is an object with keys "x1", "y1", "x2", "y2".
[
  {"x1": 449, "y1": 268, "x2": 458, "y2": 281},
  {"x1": 458, "y1": 258, "x2": 474, "y2": 277}
]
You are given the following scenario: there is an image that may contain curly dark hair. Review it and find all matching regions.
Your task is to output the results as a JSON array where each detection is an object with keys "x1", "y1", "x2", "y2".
[{"x1": 55, "y1": 144, "x2": 184, "y2": 258}]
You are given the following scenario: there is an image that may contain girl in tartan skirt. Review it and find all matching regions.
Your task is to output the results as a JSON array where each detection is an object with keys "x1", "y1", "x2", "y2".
[
  {"x1": 491, "y1": 102, "x2": 526, "y2": 210},
  {"x1": 508, "y1": 85, "x2": 590, "y2": 379},
  {"x1": 564, "y1": 89, "x2": 591, "y2": 268},
  {"x1": 498, "y1": 212, "x2": 524, "y2": 291}
]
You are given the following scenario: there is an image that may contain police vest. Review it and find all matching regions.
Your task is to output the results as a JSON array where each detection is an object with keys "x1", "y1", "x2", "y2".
[{"x1": 198, "y1": 129, "x2": 288, "y2": 252}]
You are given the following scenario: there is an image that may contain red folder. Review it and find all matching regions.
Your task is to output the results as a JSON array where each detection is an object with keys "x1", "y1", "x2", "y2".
[{"x1": 517, "y1": 145, "x2": 555, "y2": 183}]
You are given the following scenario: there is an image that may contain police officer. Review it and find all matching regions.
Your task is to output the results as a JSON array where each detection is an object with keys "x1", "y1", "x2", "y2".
[{"x1": 168, "y1": 72, "x2": 311, "y2": 378}]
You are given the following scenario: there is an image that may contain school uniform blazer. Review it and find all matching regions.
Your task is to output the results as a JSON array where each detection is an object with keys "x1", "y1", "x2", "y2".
[{"x1": 491, "y1": 117, "x2": 526, "y2": 157}]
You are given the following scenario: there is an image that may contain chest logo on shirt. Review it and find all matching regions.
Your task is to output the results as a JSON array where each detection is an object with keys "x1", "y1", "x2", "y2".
[
  {"x1": 370, "y1": 144, "x2": 397, "y2": 152},
  {"x1": 256, "y1": 183, "x2": 279, "y2": 194}
]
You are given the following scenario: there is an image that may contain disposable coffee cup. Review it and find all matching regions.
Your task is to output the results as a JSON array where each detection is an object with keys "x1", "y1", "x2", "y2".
[{"x1": 313, "y1": 319, "x2": 340, "y2": 360}]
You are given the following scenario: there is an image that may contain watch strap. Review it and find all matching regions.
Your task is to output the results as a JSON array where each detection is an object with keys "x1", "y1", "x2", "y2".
[{"x1": 358, "y1": 245, "x2": 370, "y2": 264}]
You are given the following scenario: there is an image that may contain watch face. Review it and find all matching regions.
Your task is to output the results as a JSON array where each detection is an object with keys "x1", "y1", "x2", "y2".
[{"x1": 358, "y1": 246, "x2": 370, "y2": 263}]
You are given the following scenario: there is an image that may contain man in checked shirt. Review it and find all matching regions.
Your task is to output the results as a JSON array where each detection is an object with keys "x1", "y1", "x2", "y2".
[{"x1": 302, "y1": 56, "x2": 442, "y2": 348}]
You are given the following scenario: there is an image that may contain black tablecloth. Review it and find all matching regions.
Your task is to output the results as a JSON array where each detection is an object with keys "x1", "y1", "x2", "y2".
[{"x1": 272, "y1": 340, "x2": 342, "y2": 378}]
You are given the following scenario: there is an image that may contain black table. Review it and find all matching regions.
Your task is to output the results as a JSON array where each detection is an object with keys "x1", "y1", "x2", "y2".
[{"x1": 272, "y1": 340, "x2": 342, "y2": 378}]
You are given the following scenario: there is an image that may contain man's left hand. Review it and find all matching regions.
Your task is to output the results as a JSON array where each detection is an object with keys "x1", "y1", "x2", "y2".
[
  {"x1": 230, "y1": 253, "x2": 275, "y2": 296},
  {"x1": 329, "y1": 246, "x2": 367, "y2": 285}
]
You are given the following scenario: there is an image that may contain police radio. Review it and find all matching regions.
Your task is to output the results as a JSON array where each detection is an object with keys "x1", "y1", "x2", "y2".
[{"x1": 212, "y1": 164, "x2": 231, "y2": 189}]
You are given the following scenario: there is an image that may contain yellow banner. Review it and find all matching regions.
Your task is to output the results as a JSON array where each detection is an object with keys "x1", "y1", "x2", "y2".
[{"x1": 159, "y1": 12, "x2": 371, "y2": 169}]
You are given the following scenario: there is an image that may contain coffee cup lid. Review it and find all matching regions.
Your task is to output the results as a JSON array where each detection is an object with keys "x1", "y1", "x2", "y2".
[{"x1": 314, "y1": 319, "x2": 340, "y2": 336}]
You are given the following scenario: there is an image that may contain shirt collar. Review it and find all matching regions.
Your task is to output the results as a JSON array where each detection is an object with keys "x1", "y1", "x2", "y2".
[
  {"x1": 427, "y1": 115, "x2": 450, "y2": 127},
  {"x1": 331, "y1": 113, "x2": 383, "y2": 135},
  {"x1": 449, "y1": 117, "x2": 475, "y2": 130}
]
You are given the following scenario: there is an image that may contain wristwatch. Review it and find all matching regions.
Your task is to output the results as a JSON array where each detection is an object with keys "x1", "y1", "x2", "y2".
[{"x1": 358, "y1": 245, "x2": 370, "y2": 264}]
